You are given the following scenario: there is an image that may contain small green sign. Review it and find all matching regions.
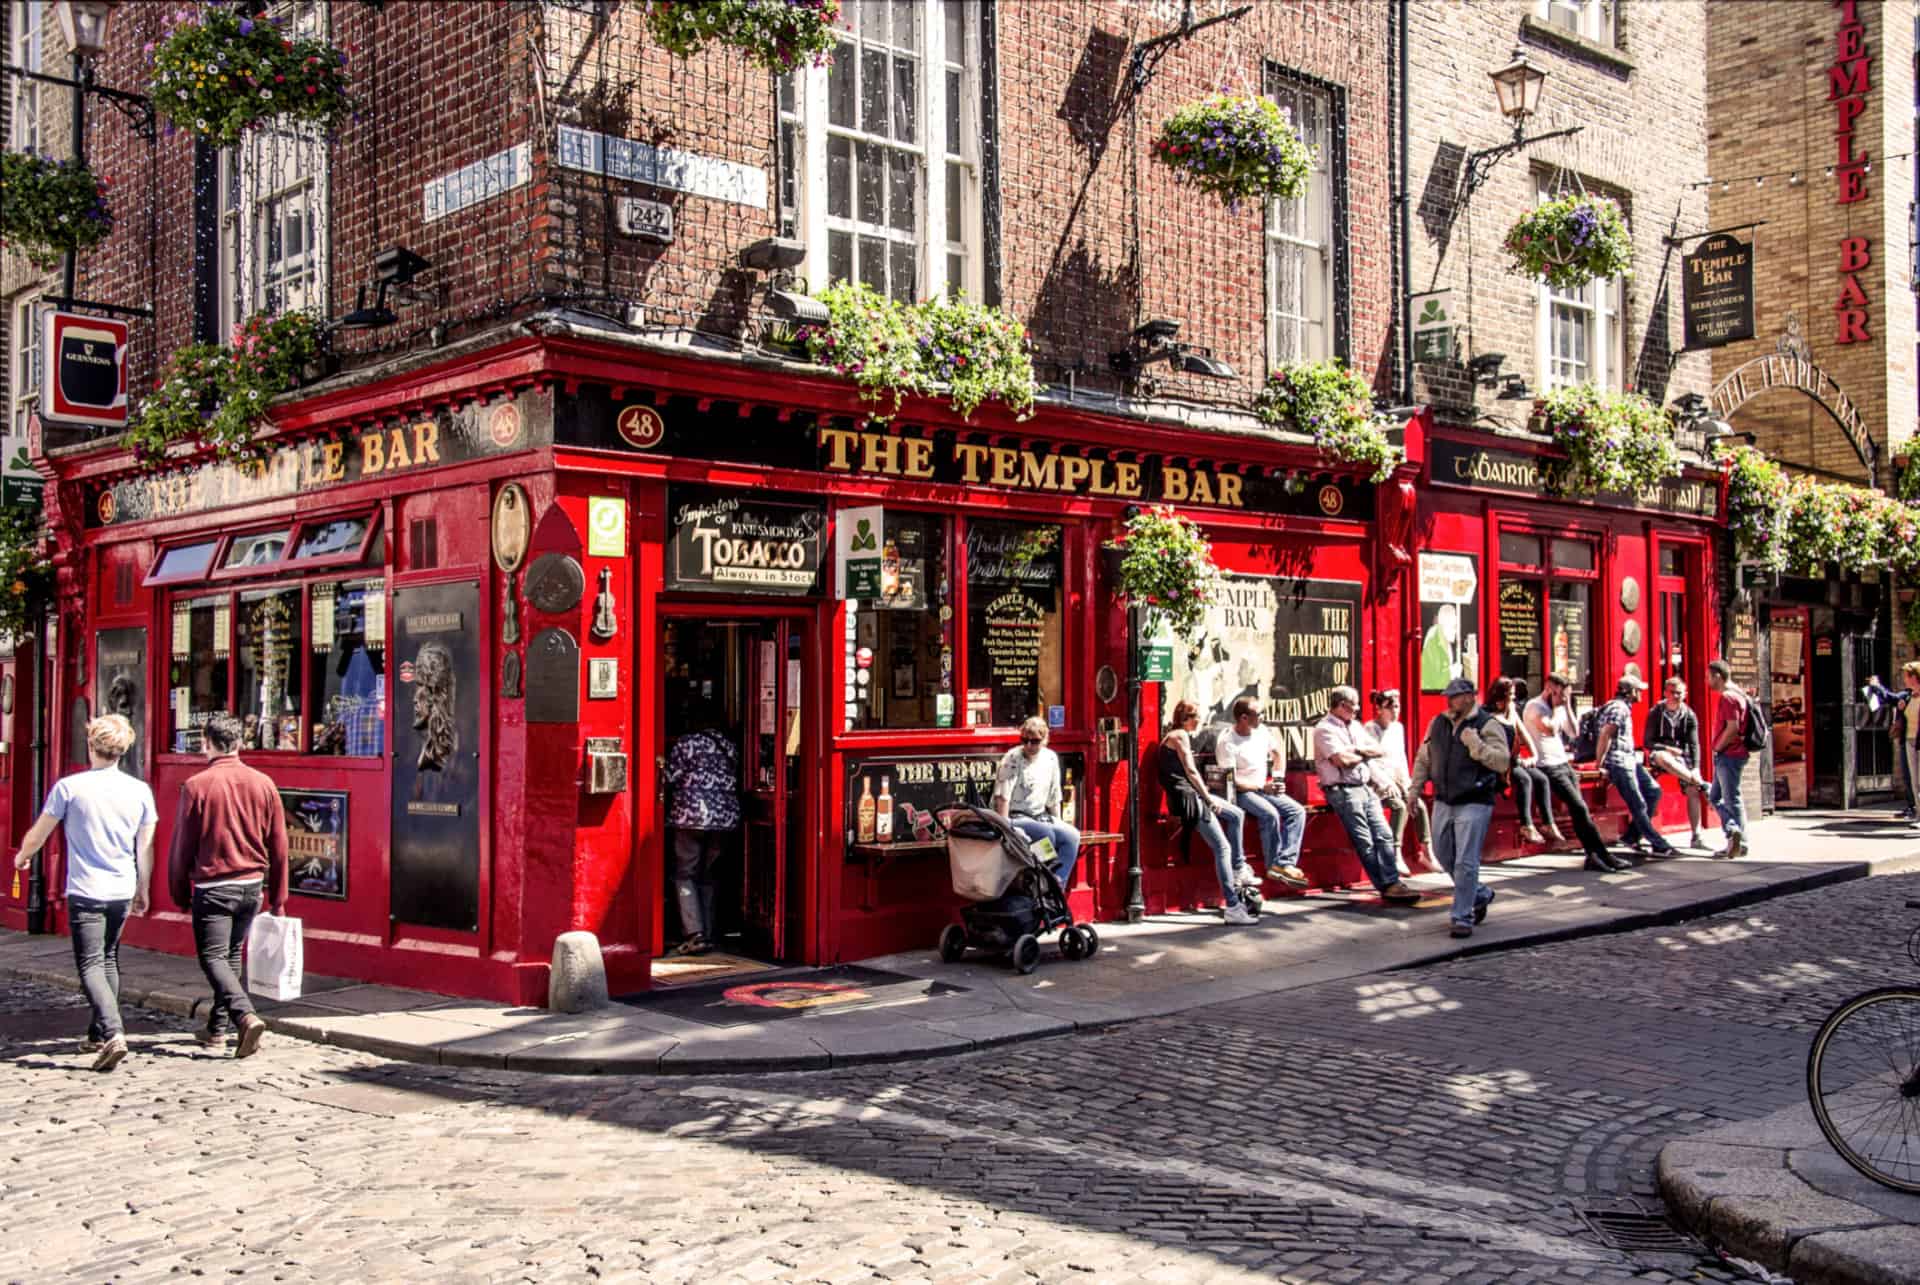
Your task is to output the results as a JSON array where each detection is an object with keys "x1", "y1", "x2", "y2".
[{"x1": 1138, "y1": 616, "x2": 1175, "y2": 682}]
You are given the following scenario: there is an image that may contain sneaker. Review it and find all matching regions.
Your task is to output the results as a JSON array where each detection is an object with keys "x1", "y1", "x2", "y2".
[
  {"x1": 1233, "y1": 866, "x2": 1261, "y2": 891},
  {"x1": 91, "y1": 1036, "x2": 128, "y2": 1073},
  {"x1": 1474, "y1": 888, "x2": 1496, "y2": 925},
  {"x1": 76, "y1": 1037, "x2": 104, "y2": 1055},
  {"x1": 1715, "y1": 833, "x2": 1745, "y2": 860},
  {"x1": 1266, "y1": 864, "x2": 1311, "y2": 889},
  {"x1": 1380, "y1": 882, "x2": 1424, "y2": 904},
  {"x1": 1449, "y1": 924, "x2": 1473, "y2": 939},
  {"x1": 234, "y1": 1016, "x2": 267, "y2": 1060},
  {"x1": 192, "y1": 1027, "x2": 230, "y2": 1049},
  {"x1": 1222, "y1": 902, "x2": 1257, "y2": 925}
]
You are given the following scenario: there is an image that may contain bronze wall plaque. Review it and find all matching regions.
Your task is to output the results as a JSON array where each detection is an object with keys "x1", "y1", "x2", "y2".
[
  {"x1": 491, "y1": 483, "x2": 532, "y2": 573},
  {"x1": 526, "y1": 627, "x2": 581, "y2": 724},
  {"x1": 525, "y1": 553, "x2": 585, "y2": 614},
  {"x1": 1620, "y1": 576, "x2": 1641, "y2": 613},
  {"x1": 1622, "y1": 619, "x2": 1643, "y2": 656}
]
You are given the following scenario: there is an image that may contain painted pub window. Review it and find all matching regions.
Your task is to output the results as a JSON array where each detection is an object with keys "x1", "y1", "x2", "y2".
[
  {"x1": 964, "y1": 520, "x2": 1063, "y2": 728},
  {"x1": 236, "y1": 586, "x2": 303, "y2": 751},
  {"x1": 1496, "y1": 531, "x2": 1596, "y2": 698},
  {"x1": 848, "y1": 513, "x2": 953, "y2": 731},
  {"x1": 168, "y1": 596, "x2": 230, "y2": 753},
  {"x1": 307, "y1": 578, "x2": 386, "y2": 757}
]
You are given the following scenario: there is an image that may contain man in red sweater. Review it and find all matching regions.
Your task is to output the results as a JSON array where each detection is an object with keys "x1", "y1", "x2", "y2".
[{"x1": 168, "y1": 712, "x2": 288, "y2": 1059}]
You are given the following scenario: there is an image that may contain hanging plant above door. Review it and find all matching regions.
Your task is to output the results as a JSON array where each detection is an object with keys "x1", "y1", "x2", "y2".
[
  {"x1": 147, "y1": 4, "x2": 352, "y2": 145},
  {"x1": 1502, "y1": 194, "x2": 1633, "y2": 290},
  {"x1": 0, "y1": 152, "x2": 114, "y2": 269},
  {"x1": 645, "y1": 0, "x2": 842, "y2": 76},
  {"x1": 1152, "y1": 94, "x2": 1313, "y2": 208}
]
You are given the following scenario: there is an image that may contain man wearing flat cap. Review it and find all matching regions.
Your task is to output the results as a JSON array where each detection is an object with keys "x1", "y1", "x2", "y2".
[{"x1": 1411, "y1": 678, "x2": 1509, "y2": 938}]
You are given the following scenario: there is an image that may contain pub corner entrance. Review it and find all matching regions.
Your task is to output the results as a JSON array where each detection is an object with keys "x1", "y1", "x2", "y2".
[{"x1": 655, "y1": 610, "x2": 813, "y2": 981}]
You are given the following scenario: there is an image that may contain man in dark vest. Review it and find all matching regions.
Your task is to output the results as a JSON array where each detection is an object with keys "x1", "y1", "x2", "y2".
[{"x1": 1411, "y1": 677, "x2": 1511, "y2": 939}]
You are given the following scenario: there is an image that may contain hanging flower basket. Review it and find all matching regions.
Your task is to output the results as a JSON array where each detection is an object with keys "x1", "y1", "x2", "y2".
[
  {"x1": 646, "y1": 0, "x2": 841, "y2": 76},
  {"x1": 1503, "y1": 195, "x2": 1633, "y2": 290},
  {"x1": 148, "y1": 5, "x2": 352, "y2": 145},
  {"x1": 0, "y1": 151, "x2": 114, "y2": 269},
  {"x1": 1538, "y1": 384, "x2": 1681, "y2": 497},
  {"x1": 0, "y1": 493, "x2": 54, "y2": 646},
  {"x1": 1153, "y1": 94, "x2": 1313, "y2": 208},
  {"x1": 1253, "y1": 359, "x2": 1403, "y2": 483},
  {"x1": 1103, "y1": 505, "x2": 1223, "y2": 643},
  {"x1": 128, "y1": 312, "x2": 323, "y2": 464},
  {"x1": 1715, "y1": 441, "x2": 1790, "y2": 570}
]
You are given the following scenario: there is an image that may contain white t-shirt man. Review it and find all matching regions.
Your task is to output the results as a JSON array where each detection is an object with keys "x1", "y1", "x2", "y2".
[
  {"x1": 993, "y1": 745, "x2": 1062, "y2": 820},
  {"x1": 1215, "y1": 725, "x2": 1277, "y2": 792},
  {"x1": 44, "y1": 766, "x2": 157, "y2": 901},
  {"x1": 1524, "y1": 694, "x2": 1576, "y2": 768}
]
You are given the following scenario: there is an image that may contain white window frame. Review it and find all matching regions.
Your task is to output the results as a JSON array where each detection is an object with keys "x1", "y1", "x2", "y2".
[
  {"x1": 9, "y1": 0, "x2": 42, "y2": 153},
  {"x1": 216, "y1": 0, "x2": 329, "y2": 331},
  {"x1": 9, "y1": 291, "x2": 44, "y2": 441},
  {"x1": 1537, "y1": 0, "x2": 1615, "y2": 45},
  {"x1": 1265, "y1": 70, "x2": 1337, "y2": 368},
  {"x1": 783, "y1": 0, "x2": 983, "y2": 303},
  {"x1": 1533, "y1": 176, "x2": 1625, "y2": 392}
]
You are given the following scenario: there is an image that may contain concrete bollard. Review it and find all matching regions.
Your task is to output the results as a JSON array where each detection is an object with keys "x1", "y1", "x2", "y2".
[{"x1": 547, "y1": 931, "x2": 610, "y2": 1013}]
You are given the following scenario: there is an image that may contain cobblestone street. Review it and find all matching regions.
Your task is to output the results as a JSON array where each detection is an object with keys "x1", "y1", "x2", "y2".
[{"x1": 4, "y1": 872, "x2": 1916, "y2": 1285}]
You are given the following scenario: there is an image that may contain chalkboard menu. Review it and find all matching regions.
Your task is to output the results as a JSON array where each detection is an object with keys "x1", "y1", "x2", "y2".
[
  {"x1": 1726, "y1": 605, "x2": 1760, "y2": 687},
  {"x1": 1499, "y1": 578, "x2": 1543, "y2": 685},
  {"x1": 845, "y1": 750, "x2": 1086, "y2": 848},
  {"x1": 965, "y1": 521, "x2": 1061, "y2": 726},
  {"x1": 667, "y1": 485, "x2": 825, "y2": 595}
]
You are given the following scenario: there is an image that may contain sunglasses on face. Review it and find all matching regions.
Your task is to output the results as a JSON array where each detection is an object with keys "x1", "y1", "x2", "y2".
[{"x1": 1020, "y1": 736, "x2": 1044, "y2": 745}]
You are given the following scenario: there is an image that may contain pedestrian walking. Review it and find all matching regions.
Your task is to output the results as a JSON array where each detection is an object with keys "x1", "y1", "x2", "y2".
[
  {"x1": 10, "y1": 715, "x2": 155, "y2": 1071},
  {"x1": 1645, "y1": 676, "x2": 1711, "y2": 850},
  {"x1": 1411, "y1": 678, "x2": 1509, "y2": 938},
  {"x1": 1865, "y1": 673, "x2": 1913, "y2": 818},
  {"x1": 665, "y1": 704, "x2": 742, "y2": 956},
  {"x1": 1159, "y1": 701, "x2": 1257, "y2": 924},
  {"x1": 1366, "y1": 689, "x2": 1430, "y2": 872},
  {"x1": 1594, "y1": 675, "x2": 1677, "y2": 859},
  {"x1": 167, "y1": 712, "x2": 288, "y2": 1058},
  {"x1": 1523, "y1": 672, "x2": 1623, "y2": 871},
  {"x1": 994, "y1": 717, "x2": 1082, "y2": 892},
  {"x1": 1706, "y1": 659, "x2": 1756, "y2": 859},
  {"x1": 1486, "y1": 677, "x2": 1560, "y2": 846},
  {"x1": 1314, "y1": 686, "x2": 1422, "y2": 904},
  {"x1": 1214, "y1": 697, "x2": 1309, "y2": 890}
]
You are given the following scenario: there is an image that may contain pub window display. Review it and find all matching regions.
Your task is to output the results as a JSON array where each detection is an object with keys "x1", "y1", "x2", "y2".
[
  {"x1": 1496, "y1": 532, "x2": 1596, "y2": 698},
  {"x1": 849, "y1": 513, "x2": 953, "y2": 731},
  {"x1": 237, "y1": 586, "x2": 304, "y2": 750},
  {"x1": 168, "y1": 596, "x2": 231, "y2": 753},
  {"x1": 307, "y1": 578, "x2": 387, "y2": 757}
]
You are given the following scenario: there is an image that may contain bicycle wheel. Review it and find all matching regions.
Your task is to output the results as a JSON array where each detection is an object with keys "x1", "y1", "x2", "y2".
[{"x1": 1806, "y1": 987, "x2": 1920, "y2": 1195}]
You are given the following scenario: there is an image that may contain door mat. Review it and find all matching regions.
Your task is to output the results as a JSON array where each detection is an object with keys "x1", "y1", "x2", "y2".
[
  {"x1": 650, "y1": 952, "x2": 776, "y2": 988},
  {"x1": 618, "y1": 964, "x2": 967, "y2": 1027}
]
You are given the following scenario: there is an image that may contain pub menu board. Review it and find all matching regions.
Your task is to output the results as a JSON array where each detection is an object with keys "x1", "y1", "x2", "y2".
[
  {"x1": 1169, "y1": 576, "x2": 1363, "y2": 771},
  {"x1": 665, "y1": 485, "x2": 826, "y2": 595},
  {"x1": 283, "y1": 788, "x2": 348, "y2": 900},
  {"x1": 845, "y1": 750, "x2": 1087, "y2": 847},
  {"x1": 965, "y1": 522, "x2": 1061, "y2": 726},
  {"x1": 1771, "y1": 607, "x2": 1810, "y2": 807},
  {"x1": 1498, "y1": 579, "x2": 1544, "y2": 689},
  {"x1": 1725, "y1": 605, "x2": 1760, "y2": 688}
]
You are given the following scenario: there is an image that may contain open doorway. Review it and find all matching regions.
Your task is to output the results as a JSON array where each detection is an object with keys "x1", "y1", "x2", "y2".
[{"x1": 657, "y1": 612, "x2": 810, "y2": 985}]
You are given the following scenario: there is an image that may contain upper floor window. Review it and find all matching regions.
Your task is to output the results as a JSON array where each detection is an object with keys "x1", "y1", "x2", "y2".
[
  {"x1": 1538, "y1": 0, "x2": 1615, "y2": 45},
  {"x1": 1265, "y1": 67, "x2": 1342, "y2": 367},
  {"x1": 8, "y1": 0, "x2": 41, "y2": 152},
  {"x1": 779, "y1": 0, "x2": 984, "y2": 304},
  {"x1": 1533, "y1": 177, "x2": 1624, "y2": 391},
  {"x1": 8, "y1": 292, "x2": 43, "y2": 441},
  {"x1": 216, "y1": 0, "x2": 329, "y2": 331}
]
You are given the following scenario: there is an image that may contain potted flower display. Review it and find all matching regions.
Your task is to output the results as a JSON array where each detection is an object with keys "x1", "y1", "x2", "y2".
[
  {"x1": 646, "y1": 0, "x2": 841, "y2": 76},
  {"x1": 148, "y1": 4, "x2": 352, "y2": 145},
  {"x1": 1537, "y1": 384, "x2": 1681, "y2": 497},
  {"x1": 913, "y1": 293, "x2": 1039, "y2": 421},
  {"x1": 1253, "y1": 359, "x2": 1403, "y2": 483},
  {"x1": 0, "y1": 152, "x2": 113, "y2": 269},
  {"x1": 1715, "y1": 442, "x2": 1790, "y2": 570},
  {"x1": 1103, "y1": 505, "x2": 1223, "y2": 642},
  {"x1": 1502, "y1": 194, "x2": 1633, "y2": 290},
  {"x1": 129, "y1": 311, "x2": 322, "y2": 463},
  {"x1": 1153, "y1": 93, "x2": 1313, "y2": 208}
]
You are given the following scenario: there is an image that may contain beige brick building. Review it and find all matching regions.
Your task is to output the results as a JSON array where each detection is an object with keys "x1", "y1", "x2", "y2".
[
  {"x1": 1705, "y1": 0, "x2": 1918, "y2": 484},
  {"x1": 1405, "y1": 0, "x2": 1713, "y2": 420}
]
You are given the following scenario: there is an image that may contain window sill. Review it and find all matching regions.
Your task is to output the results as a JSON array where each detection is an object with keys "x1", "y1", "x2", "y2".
[{"x1": 1520, "y1": 14, "x2": 1634, "y2": 76}]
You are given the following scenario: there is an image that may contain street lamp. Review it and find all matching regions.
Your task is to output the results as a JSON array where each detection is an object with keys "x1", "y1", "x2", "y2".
[
  {"x1": 1461, "y1": 46, "x2": 1583, "y2": 198},
  {"x1": 53, "y1": 0, "x2": 114, "y2": 61}
]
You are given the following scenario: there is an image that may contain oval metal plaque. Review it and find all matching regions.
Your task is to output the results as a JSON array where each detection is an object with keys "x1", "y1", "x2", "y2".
[
  {"x1": 1622, "y1": 619, "x2": 1643, "y2": 656},
  {"x1": 491, "y1": 483, "x2": 532, "y2": 573},
  {"x1": 1620, "y1": 576, "x2": 1641, "y2": 613},
  {"x1": 524, "y1": 553, "x2": 585, "y2": 614}
]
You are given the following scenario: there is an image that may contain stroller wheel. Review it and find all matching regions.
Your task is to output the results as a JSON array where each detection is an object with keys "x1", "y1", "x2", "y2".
[
  {"x1": 938, "y1": 923, "x2": 967, "y2": 963},
  {"x1": 1060, "y1": 927, "x2": 1084, "y2": 961},
  {"x1": 1079, "y1": 925, "x2": 1100, "y2": 958},
  {"x1": 1011, "y1": 934, "x2": 1041, "y2": 975}
]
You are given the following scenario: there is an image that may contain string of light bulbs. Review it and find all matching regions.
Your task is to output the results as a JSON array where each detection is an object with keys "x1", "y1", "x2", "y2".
[{"x1": 1686, "y1": 150, "x2": 1917, "y2": 191}]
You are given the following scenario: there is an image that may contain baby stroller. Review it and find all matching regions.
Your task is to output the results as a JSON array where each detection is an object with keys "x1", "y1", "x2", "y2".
[{"x1": 936, "y1": 806, "x2": 1100, "y2": 974}]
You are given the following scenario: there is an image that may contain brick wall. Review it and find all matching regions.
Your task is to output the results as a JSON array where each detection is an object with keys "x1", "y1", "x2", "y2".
[
  {"x1": 1405, "y1": 0, "x2": 1713, "y2": 423},
  {"x1": 1705, "y1": 0, "x2": 1917, "y2": 483}
]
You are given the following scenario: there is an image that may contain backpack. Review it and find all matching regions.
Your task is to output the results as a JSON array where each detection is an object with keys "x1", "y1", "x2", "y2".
[
  {"x1": 1740, "y1": 693, "x2": 1770, "y2": 753},
  {"x1": 1571, "y1": 707, "x2": 1602, "y2": 763}
]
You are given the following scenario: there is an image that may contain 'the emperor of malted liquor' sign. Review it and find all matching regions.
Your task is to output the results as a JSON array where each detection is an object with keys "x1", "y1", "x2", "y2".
[
  {"x1": 1682, "y1": 233, "x2": 1756, "y2": 350},
  {"x1": 667, "y1": 486, "x2": 826, "y2": 595},
  {"x1": 40, "y1": 311, "x2": 128, "y2": 429}
]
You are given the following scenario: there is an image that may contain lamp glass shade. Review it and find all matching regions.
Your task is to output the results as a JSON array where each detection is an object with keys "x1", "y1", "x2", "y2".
[
  {"x1": 1488, "y1": 52, "x2": 1546, "y2": 122},
  {"x1": 55, "y1": 0, "x2": 113, "y2": 59}
]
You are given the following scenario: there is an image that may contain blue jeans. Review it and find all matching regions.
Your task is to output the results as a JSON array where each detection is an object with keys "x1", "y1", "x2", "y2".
[
  {"x1": 1234, "y1": 788, "x2": 1305, "y2": 870},
  {"x1": 1186, "y1": 797, "x2": 1246, "y2": 906},
  {"x1": 1011, "y1": 817, "x2": 1082, "y2": 891},
  {"x1": 1606, "y1": 760, "x2": 1672, "y2": 851},
  {"x1": 68, "y1": 896, "x2": 129, "y2": 1042},
  {"x1": 1324, "y1": 784, "x2": 1399, "y2": 892},
  {"x1": 1710, "y1": 753, "x2": 1749, "y2": 838},
  {"x1": 1431, "y1": 800, "x2": 1495, "y2": 929}
]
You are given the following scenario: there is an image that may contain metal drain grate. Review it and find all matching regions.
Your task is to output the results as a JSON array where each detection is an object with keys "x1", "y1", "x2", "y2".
[{"x1": 1578, "y1": 1208, "x2": 1703, "y2": 1255}]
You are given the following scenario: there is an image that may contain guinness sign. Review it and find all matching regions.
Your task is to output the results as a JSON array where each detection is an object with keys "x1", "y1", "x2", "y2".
[{"x1": 40, "y1": 311, "x2": 129, "y2": 429}]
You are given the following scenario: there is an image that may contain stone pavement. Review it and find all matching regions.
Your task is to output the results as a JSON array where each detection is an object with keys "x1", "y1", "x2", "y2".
[
  {"x1": 4, "y1": 809, "x2": 1917, "y2": 1075},
  {"x1": 6, "y1": 863, "x2": 1919, "y2": 1282}
]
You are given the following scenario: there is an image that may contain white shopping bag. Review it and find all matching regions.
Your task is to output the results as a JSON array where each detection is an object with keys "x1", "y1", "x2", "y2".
[{"x1": 245, "y1": 912, "x2": 304, "y2": 1001}]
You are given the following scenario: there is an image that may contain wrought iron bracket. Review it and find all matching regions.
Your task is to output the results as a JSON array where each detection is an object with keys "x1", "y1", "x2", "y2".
[
  {"x1": 1461, "y1": 123, "x2": 1583, "y2": 199},
  {"x1": 1, "y1": 62, "x2": 155, "y2": 141},
  {"x1": 1128, "y1": 2, "x2": 1254, "y2": 95}
]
